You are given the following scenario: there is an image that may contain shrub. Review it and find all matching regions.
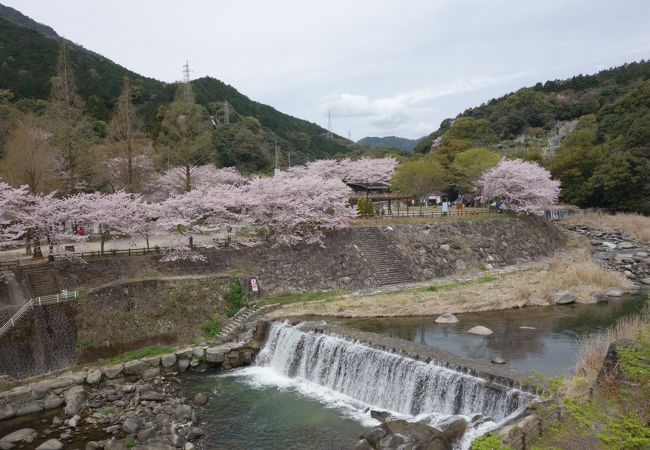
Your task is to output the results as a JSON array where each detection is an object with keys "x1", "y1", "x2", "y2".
[
  {"x1": 357, "y1": 197, "x2": 374, "y2": 217},
  {"x1": 201, "y1": 318, "x2": 223, "y2": 339},
  {"x1": 225, "y1": 279, "x2": 245, "y2": 317},
  {"x1": 470, "y1": 433, "x2": 512, "y2": 450}
]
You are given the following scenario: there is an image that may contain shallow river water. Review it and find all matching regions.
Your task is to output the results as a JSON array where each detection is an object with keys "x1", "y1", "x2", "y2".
[
  {"x1": 345, "y1": 292, "x2": 648, "y2": 376},
  {"x1": 184, "y1": 292, "x2": 647, "y2": 449}
]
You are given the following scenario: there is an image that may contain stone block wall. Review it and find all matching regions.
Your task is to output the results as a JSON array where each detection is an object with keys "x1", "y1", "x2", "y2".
[
  {"x1": 0, "y1": 304, "x2": 77, "y2": 380},
  {"x1": 0, "y1": 341, "x2": 257, "y2": 422}
]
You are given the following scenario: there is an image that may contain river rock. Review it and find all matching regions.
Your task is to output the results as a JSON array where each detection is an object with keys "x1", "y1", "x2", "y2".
[
  {"x1": 35, "y1": 439, "x2": 64, "y2": 450},
  {"x1": 366, "y1": 427, "x2": 387, "y2": 446},
  {"x1": 193, "y1": 392, "x2": 209, "y2": 406},
  {"x1": 491, "y1": 356, "x2": 506, "y2": 365},
  {"x1": 1, "y1": 428, "x2": 37, "y2": 443},
  {"x1": 468, "y1": 326, "x2": 493, "y2": 336},
  {"x1": 553, "y1": 290, "x2": 576, "y2": 305},
  {"x1": 370, "y1": 410, "x2": 391, "y2": 422},
  {"x1": 436, "y1": 416, "x2": 468, "y2": 441},
  {"x1": 161, "y1": 354, "x2": 177, "y2": 368},
  {"x1": 102, "y1": 364, "x2": 123, "y2": 379},
  {"x1": 122, "y1": 417, "x2": 143, "y2": 434},
  {"x1": 177, "y1": 359, "x2": 190, "y2": 372},
  {"x1": 206, "y1": 347, "x2": 226, "y2": 363},
  {"x1": 640, "y1": 278, "x2": 650, "y2": 285},
  {"x1": 0, "y1": 442, "x2": 14, "y2": 450},
  {"x1": 0, "y1": 404, "x2": 16, "y2": 420},
  {"x1": 439, "y1": 244, "x2": 450, "y2": 251},
  {"x1": 63, "y1": 385, "x2": 87, "y2": 416},
  {"x1": 617, "y1": 242, "x2": 635, "y2": 249},
  {"x1": 606, "y1": 288, "x2": 624, "y2": 297},
  {"x1": 174, "y1": 404, "x2": 193, "y2": 420},
  {"x1": 86, "y1": 370, "x2": 102, "y2": 385},
  {"x1": 123, "y1": 359, "x2": 149, "y2": 376},
  {"x1": 435, "y1": 313, "x2": 459, "y2": 324}
]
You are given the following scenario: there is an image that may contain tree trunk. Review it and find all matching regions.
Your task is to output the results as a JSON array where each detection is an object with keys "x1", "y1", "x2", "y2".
[{"x1": 189, "y1": 235, "x2": 194, "y2": 248}]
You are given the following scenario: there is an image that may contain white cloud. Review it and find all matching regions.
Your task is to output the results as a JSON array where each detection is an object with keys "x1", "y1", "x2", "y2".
[{"x1": 320, "y1": 72, "x2": 527, "y2": 137}]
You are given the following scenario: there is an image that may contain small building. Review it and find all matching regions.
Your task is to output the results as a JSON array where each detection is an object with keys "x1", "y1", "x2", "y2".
[{"x1": 427, "y1": 191, "x2": 450, "y2": 206}]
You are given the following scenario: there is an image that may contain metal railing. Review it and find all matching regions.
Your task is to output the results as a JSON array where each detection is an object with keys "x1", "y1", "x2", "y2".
[
  {"x1": 0, "y1": 291, "x2": 78, "y2": 338},
  {"x1": 358, "y1": 208, "x2": 495, "y2": 219},
  {"x1": 504, "y1": 408, "x2": 563, "y2": 450}
]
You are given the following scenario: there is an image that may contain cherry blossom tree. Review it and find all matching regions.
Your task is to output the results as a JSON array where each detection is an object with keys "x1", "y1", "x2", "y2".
[
  {"x1": 123, "y1": 199, "x2": 162, "y2": 251},
  {"x1": 70, "y1": 192, "x2": 143, "y2": 254},
  {"x1": 12, "y1": 192, "x2": 81, "y2": 258},
  {"x1": 154, "y1": 165, "x2": 245, "y2": 195},
  {"x1": 287, "y1": 157, "x2": 397, "y2": 185},
  {"x1": 246, "y1": 174, "x2": 354, "y2": 246},
  {"x1": 478, "y1": 158, "x2": 560, "y2": 215},
  {"x1": 0, "y1": 181, "x2": 31, "y2": 248},
  {"x1": 103, "y1": 155, "x2": 155, "y2": 193},
  {"x1": 157, "y1": 183, "x2": 250, "y2": 260},
  {"x1": 341, "y1": 157, "x2": 398, "y2": 184}
]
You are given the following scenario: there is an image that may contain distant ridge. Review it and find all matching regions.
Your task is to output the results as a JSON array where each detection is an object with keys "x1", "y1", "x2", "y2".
[{"x1": 357, "y1": 135, "x2": 422, "y2": 151}]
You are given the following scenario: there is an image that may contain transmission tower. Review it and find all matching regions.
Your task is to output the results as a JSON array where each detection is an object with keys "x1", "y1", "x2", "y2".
[
  {"x1": 223, "y1": 101, "x2": 230, "y2": 125},
  {"x1": 182, "y1": 60, "x2": 194, "y2": 103},
  {"x1": 327, "y1": 107, "x2": 333, "y2": 141}
]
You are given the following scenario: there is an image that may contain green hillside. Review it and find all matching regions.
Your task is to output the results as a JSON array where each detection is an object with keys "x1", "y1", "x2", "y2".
[
  {"x1": 357, "y1": 135, "x2": 421, "y2": 151},
  {"x1": 0, "y1": 5, "x2": 352, "y2": 171},
  {"x1": 413, "y1": 61, "x2": 650, "y2": 212}
]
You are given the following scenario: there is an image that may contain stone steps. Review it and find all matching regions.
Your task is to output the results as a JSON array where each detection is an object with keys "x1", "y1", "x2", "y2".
[
  {"x1": 354, "y1": 228, "x2": 415, "y2": 286},
  {"x1": 22, "y1": 266, "x2": 60, "y2": 298}
]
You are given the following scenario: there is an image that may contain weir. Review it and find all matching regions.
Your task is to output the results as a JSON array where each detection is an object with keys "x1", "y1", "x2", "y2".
[{"x1": 257, "y1": 321, "x2": 535, "y2": 423}]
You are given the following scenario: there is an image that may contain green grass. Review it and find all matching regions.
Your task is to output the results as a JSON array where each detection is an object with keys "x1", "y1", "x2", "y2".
[
  {"x1": 225, "y1": 279, "x2": 245, "y2": 317},
  {"x1": 201, "y1": 317, "x2": 223, "y2": 339},
  {"x1": 95, "y1": 345, "x2": 173, "y2": 366},
  {"x1": 259, "y1": 289, "x2": 345, "y2": 306}
]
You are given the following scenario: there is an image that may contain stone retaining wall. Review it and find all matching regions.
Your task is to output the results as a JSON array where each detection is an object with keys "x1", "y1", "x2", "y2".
[{"x1": 0, "y1": 341, "x2": 258, "y2": 423}]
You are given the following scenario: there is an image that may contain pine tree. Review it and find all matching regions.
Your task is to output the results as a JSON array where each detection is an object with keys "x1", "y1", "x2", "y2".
[{"x1": 47, "y1": 44, "x2": 89, "y2": 194}]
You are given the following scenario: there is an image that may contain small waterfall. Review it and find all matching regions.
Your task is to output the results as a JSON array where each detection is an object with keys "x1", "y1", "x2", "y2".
[{"x1": 256, "y1": 321, "x2": 533, "y2": 423}]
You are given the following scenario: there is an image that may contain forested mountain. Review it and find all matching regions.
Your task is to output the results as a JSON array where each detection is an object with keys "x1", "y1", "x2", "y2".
[
  {"x1": 357, "y1": 136, "x2": 421, "y2": 151},
  {"x1": 0, "y1": 4, "x2": 352, "y2": 172},
  {"x1": 412, "y1": 61, "x2": 650, "y2": 212}
]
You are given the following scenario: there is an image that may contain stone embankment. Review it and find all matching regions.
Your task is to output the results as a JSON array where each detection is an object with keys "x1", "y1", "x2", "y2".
[
  {"x1": 0, "y1": 341, "x2": 258, "y2": 450},
  {"x1": 355, "y1": 416, "x2": 465, "y2": 450},
  {"x1": 562, "y1": 223, "x2": 650, "y2": 285}
]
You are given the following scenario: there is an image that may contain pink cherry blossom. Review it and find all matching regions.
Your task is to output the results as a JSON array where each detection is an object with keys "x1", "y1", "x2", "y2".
[{"x1": 478, "y1": 158, "x2": 560, "y2": 215}]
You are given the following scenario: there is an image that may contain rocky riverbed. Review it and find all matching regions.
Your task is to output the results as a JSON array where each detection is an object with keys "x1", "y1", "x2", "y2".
[
  {"x1": 562, "y1": 223, "x2": 650, "y2": 285},
  {"x1": 0, "y1": 342, "x2": 258, "y2": 450}
]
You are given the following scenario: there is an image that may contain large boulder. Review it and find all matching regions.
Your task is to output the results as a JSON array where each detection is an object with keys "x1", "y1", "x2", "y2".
[
  {"x1": 123, "y1": 360, "x2": 149, "y2": 376},
  {"x1": 36, "y1": 439, "x2": 64, "y2": 450},
  {"x1": 553, "y1": 290, "x2": 576, "y2": 305},
  {"x1": 85, "y1": 370, "x2": 102, "y2": 385},
  {"x1": 436, "y1": 416, "x2": 468, "y2": 441},
  {"x1": 1, "y1": 428, "x2": 37, "y2": 443},
  {"x1": 63, "y1": 385, "x2": 87, "y2": 416},
  {"x1": 122, "y1": 417, "x2": 143, "y2": 434},
  {"x1": 467, "y1": 326, "x2": 493, "y2": 336},
  {"x1": 435, "y1": 313, "x2": 459, "y2": 324},
  {"x1": 0, "y1": 404, "x2": 16, "y2": 420},
  {"x1": 606, "y1": 288, "x2": 625, "y2": 297}
]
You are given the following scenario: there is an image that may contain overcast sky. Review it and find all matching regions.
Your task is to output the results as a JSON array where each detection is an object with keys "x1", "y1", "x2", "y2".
[{"x1": 6, "y1": 0, "x2": 650, "y2": 140}]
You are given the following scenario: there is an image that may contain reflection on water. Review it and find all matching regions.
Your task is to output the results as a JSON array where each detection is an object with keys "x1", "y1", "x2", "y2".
[{"x1": 345, "y1": 293, "x2": 647, "y2": 376}]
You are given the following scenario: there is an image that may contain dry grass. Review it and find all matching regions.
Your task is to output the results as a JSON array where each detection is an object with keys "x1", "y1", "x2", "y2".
[
  {"x1": 572, "y1": 304, "x2": 649, "y2": 389},
  {"x1": 269, "y1": 249, "x2": 633, "y2": 319},
  {"x1": 563, "y1": 212, "x2": 650, "y2": 243},
  {"x1": 536, "y1": 250, "x2": 633, "y2": 303}
]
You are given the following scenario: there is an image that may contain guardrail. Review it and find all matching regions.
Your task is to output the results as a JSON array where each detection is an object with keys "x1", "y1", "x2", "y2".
[
  {"x1": 504, "y1": 408, "x2": 563, "y2": 450},
  {"x1": 358, "y1": 208, "x2": 495, "y2": 219},
  {"x1": 0, "y1": 291, "x2": 78, "y2": 338}
]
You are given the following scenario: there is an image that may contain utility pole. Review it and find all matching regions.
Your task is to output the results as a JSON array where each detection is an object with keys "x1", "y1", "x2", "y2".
[
  {"x1": 182, "y1": 60, "x2": 194, "y2": 103},
  {"x1": 348, "y1": 129, "x2": 352, "y2": 141},
  {"x1": 223, "y1": 100, "x2": 230, "y2": 125},
  {"x1": 288, "y1": 150, "x2": 291, "y2": 168}
]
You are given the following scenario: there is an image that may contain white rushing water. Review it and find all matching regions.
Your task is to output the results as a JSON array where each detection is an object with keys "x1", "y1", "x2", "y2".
[{"x1": 242, "y1": 321, "x2": 534, "y2": 449}]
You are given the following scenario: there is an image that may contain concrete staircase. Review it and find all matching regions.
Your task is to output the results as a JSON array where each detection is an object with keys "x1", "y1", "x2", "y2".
[
  {"x1": 22, "y1": 266, "x2": 60, "y2": 298},
  {"x1": 218, "y1": 304, "x2": 281, "y2": 343},
  {"x1": 354, "y1": 228, "x2": 415, "y2": 286}
]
